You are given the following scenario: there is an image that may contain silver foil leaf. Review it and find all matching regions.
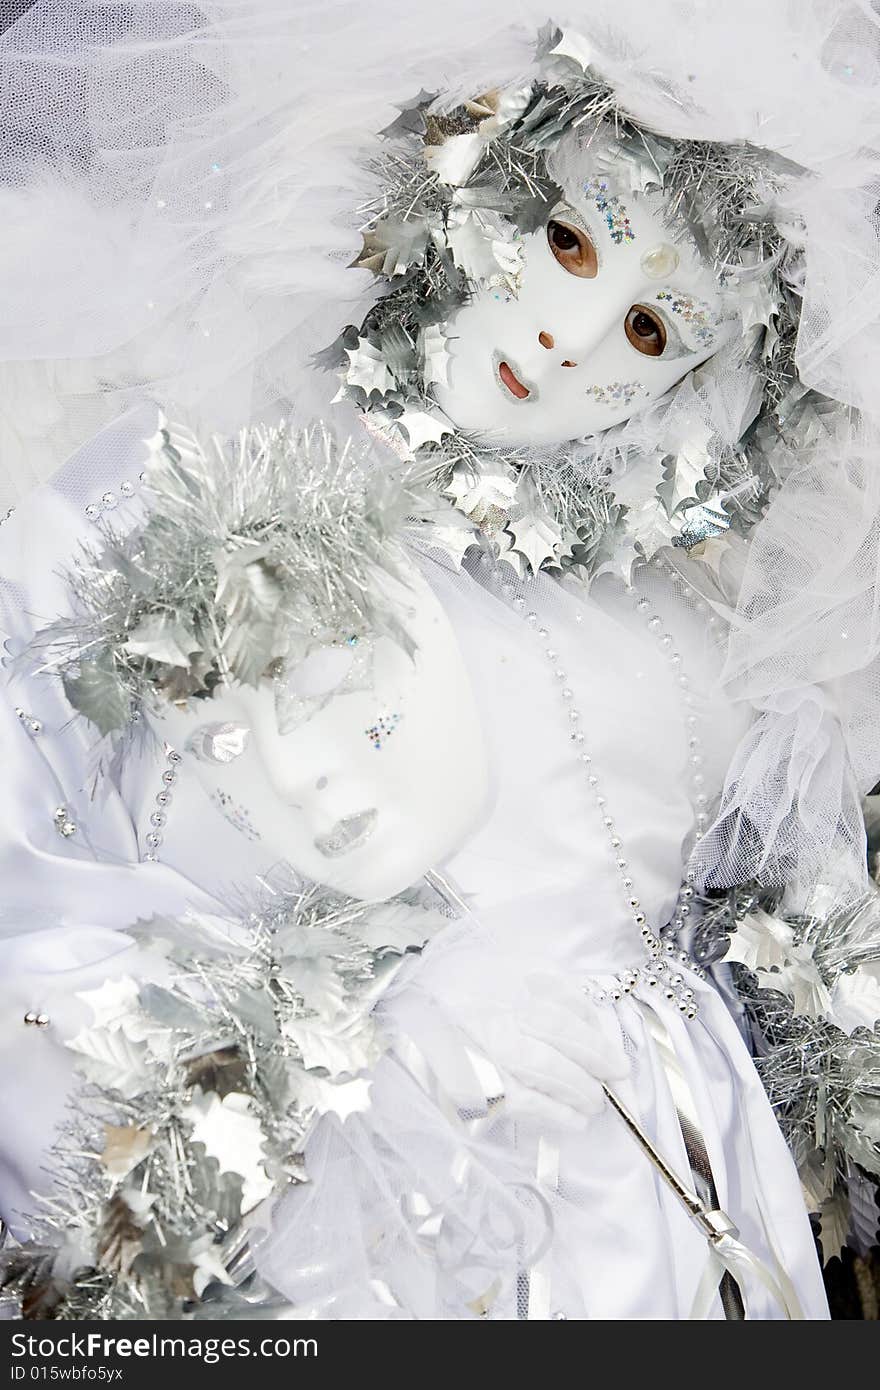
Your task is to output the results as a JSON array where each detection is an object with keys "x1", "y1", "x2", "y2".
[{"x1": 185, "y1": 721, "x2": 251, "y2": 764}]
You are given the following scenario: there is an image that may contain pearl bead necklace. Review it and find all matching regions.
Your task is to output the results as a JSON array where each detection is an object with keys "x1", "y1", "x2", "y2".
[
  {"x1": 479, "y1": 552, "x2": 706, "y2": 1019},
  {"x1": 143, "y1": 743, "x2": 182, "y2": 862}
]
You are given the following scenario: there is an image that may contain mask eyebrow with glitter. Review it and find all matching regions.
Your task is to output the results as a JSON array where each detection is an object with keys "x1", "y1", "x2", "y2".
[
  {"x1": 583, "y1": 177, "x2": 635, "y2": 246},
  {"x1": 652, "y1": 287, "x2": 719, "y2": 350}
]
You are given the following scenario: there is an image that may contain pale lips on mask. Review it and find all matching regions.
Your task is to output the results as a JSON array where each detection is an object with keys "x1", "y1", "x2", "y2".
[{"x1": 313, "y1": 808, "x2": 378, "y2": 858}]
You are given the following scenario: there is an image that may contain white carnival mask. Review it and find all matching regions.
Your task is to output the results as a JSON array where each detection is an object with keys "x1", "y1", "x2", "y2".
[
  {"x1": 432, "y1": 170, "x2": 736, "y2": 447},
  {"x1": 151, "y1": 560, "x2": 489, "y2": 900}
]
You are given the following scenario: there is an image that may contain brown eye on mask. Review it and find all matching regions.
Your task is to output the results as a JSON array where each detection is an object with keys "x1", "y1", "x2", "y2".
[
  {"x1": 624, "y1": 304, "x2": 667, "y2": 357},
  {"x1": 547, "y1": 218, "x2": 598, "y2": 279}
]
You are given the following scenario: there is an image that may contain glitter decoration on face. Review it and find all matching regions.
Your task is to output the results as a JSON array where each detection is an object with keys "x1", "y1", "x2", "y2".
[
  {"x1": 365, "y1": 711, "x2": 402, "y2": 749},
  {"x1": 586, "y1": 381, "x2": 648, "y2": 407},
  {"x1": 584, "y1": 178, "x2": 635, "y2": 245},
  {"x1": 211, "y1": 789, "x2": 262, "y2": 841},
  {"x1": 656, "y1": 289, "x2": 717, "y2": 346}
]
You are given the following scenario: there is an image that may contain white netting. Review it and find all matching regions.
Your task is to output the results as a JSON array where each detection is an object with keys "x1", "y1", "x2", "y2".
[{"x1": 693, "y1": 416, "x2": 880, "y2": 905}]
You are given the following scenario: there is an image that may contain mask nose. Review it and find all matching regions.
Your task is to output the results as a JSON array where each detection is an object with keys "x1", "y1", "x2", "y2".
[{"x1": 538, "y1": 330, "x2": 577, "y2": 367}]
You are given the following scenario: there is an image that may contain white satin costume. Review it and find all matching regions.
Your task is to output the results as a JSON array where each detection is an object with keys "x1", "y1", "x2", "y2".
[{"x1": 0, "y1": 406, "x2": 829, "y2": 1319}]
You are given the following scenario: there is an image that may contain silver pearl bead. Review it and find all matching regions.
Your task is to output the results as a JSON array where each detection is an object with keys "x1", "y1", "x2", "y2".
[
  {"x1": 35, "y1": 1013, "x2": 50, "y2": 1028},
  {"x1": 23, "y1": 1011, "x2": 37, "y2": 1026},
  {"x1": 120, "y1": 480, "x2": 135, "y2": 497}
]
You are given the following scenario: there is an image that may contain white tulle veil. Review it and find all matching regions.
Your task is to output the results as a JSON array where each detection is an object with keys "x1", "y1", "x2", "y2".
[{"x1": 3, "y1": 0, "x2": 880, "y2": 906}]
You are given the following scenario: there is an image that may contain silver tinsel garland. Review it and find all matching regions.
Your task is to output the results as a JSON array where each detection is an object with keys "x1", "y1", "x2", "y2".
[
  {"x1": 30, "y1": 418, "x2": 444, "y2": 734},
  {"x1": 0, "y1": 876, "x2": 447, "y2": 1319},
  {"x1": 687, "y1": 884, "x2": 880, "y2": 1260}
]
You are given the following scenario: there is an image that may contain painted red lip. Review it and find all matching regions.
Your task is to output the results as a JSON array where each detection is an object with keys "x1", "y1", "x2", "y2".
[{"x1": 498, "y1": 360, "x2": 530, "y2": 400}]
